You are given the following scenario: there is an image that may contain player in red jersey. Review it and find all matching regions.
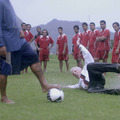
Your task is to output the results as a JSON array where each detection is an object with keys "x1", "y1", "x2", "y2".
[
  {"x1": 26, "y1": 24, "x2": 31, "y2": 32},
  {"x1": 82, "y1": 22, "x2": 91, "y2": 49},
  {"x1": 35, "y1": 29, "x2": 54, "y2": 72},
  {"x1": 21, "y1": 23, "x2": 35, "y2": 73},
  {"x1": 56, "y1": 27, "x2": 69, "y2": 72},
  {"x1": 94, "y1": 20, "x2": 110, "y2": 63},
  {"x1": 72, "y1": 25, "x2": 83, "y2": 68},
  {"x1": 89, "y1": 22, "x2": 100, "y2": 58},
  {"x1": 21, "y1": 23, "x2": 34, "y2": 43},
  {"x1": 112, "y1": 22, "x2": 120, "y2": 77}
]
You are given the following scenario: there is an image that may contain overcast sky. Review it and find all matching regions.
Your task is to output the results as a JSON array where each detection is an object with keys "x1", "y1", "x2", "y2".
[{"x1": 10, "y1": 0, "x2": 120, "y2": 32}]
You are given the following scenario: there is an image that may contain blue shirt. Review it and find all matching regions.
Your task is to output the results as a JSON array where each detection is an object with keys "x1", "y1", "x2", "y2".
[{"x1": 0, "y1": 0, "x2": 25, "y2": 52}]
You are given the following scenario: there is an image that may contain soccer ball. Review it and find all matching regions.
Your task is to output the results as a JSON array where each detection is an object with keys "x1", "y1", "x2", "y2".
[{"x1": 47, "y1": 88, "x2": 64, "y2": 102}]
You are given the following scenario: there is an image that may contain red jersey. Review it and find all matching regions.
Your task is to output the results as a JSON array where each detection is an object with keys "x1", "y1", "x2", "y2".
[
  {"x1": 57, "y1": 34, "x2": 68, "y2": 54},
  {"x1": 97, "y1": 29, "x2": 110, "y2": 51},
  {"x1": 35, "y1": 35, "x2": 54, "y2": 54},
  {"x1": 111, "y1": 30, "x2": 120, "y2": 63},
  {"x1": 113, "y1": 30, "x2": 120, "y2": 50},
  {"x1": 82, "y1": 30, "x2": 91, "y2": 47},
  {"x1": 89, "y1": 29, "x2": 99, "y2": 49},
  {"x1": 24, "y1": 30, "x2": 34, "y2": 42},
  {"x1": 72, "y1": 32, "x2": 82, "y2": 54}
]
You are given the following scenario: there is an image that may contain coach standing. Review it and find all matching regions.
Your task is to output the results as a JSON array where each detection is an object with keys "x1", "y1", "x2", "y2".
[{"x1": 0, "y1": 0, "x2": 58, "y2": 104}]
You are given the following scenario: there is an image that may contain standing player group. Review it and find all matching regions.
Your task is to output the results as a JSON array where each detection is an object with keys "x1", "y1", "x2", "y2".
[{"x1": 20, "y1": 20, "x2": 120, "y2": 77}]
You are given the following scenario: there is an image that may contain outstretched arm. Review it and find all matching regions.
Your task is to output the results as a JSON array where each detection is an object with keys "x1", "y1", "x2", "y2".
[{"x1": 77, "y1": 39, "x2": 94, "y2": 65}]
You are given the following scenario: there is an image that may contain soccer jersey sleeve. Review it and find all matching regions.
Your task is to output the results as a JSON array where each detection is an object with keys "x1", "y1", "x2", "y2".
[
  {"x1": 119, "y1": 31, "x2": 120, "y2": 42},
  {"x1": 64, "y1": 35, "x2": 67, "y2": 43},
  {"x1": 103, "y1": 30, "x2": 110, "y2": 38},
  {"x1": 35, "y1": 37, "x2": 39, "y2": 44},
  {"x1": 29, "y1": 32, "x2": 34, "y2": 40},
  {"x1": 49, "y1": 37, "x2": 54, "y2": 44},
  {"x1": 95, "y1": 30, "x2": 100, "y2": 38}
]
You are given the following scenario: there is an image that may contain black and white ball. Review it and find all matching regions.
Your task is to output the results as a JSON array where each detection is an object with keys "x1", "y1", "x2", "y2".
[{"x1": 47, "y1": 88, "x2": 64, "y2": 102}]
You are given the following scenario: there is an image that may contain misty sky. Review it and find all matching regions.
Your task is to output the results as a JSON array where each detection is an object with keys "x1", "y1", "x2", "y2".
[{"x1": 10, "y1": 0, "x2": 120, "y2": 32}]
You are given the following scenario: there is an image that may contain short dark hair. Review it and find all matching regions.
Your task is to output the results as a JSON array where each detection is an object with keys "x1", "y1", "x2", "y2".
[
  {"x1": 90, "y1": 22, "x2": 95, "y2": 26},
  {"x1": 73, "y1": 25, "x2": 79, "y2": 30},
  {"x1": 26, "y1": 24, "x2": 31, "y2": 27},
  {"x1": 100, "y1": 20, "x2": 106, "y2": 24},
  {"x1": 82, "y1": 22, "x2": 88, "y2": 26},
  {"x1": 21, "y1": 23, "x2": 26, "y2": 27},
  {"x1": 112, "y1": 22, "x2": 119, "y2": 27},
  {"x1": 58, "y1": 27, "x2": 63, "y2": 30},
  {"x1": 42, "y1": 29, "x2": 49, "y2": 35},
  {"x1": 37, "y1": 26, "x2": 41, "y2": 29}
]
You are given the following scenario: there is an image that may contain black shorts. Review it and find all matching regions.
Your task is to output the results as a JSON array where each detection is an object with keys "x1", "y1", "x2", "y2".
[
  {"x1": 0, "y1": 57, "x2": 12, "y2": 75},
  {"x1": 11, "y1": 42, "x2": 39, "y2": 74}
]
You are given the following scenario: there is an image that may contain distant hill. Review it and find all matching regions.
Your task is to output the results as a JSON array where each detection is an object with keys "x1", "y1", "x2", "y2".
[{"x1": 16, "y1": 18, "x2": 115, "y2": 53}]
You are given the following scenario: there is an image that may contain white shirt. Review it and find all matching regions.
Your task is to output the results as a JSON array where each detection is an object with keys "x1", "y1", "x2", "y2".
[{"x1": 66, "y1": 44, "x2": 94, "y2": 90}]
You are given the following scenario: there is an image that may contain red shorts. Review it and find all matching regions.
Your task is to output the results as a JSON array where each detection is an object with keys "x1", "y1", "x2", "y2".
[
  {"x1": 74, "y1": 53, "x2": 80, "y2": 60},
  {"x1": 94, "y1": 49, "x2": 109, "y2": 60},
  {"x1": 58, "y1": 54, "x2": 69, "y2": 61},
  {"x1": 89, "y1": 47, "x2": 95, "y2": 58},
  {"x1": 112, "y1": 51, "x2": 120, "y2": 63},
  {"x1": 39, "y1": 52, "x2": 49, "y2": 62}
]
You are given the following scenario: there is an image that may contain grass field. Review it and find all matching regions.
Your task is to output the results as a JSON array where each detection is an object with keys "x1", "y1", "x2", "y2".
[{"x1": 0, "y1": 55, "x2": 120, "y2": 120}]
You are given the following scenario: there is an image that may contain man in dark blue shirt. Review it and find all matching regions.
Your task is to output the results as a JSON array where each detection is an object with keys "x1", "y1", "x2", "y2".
[{"x1": 0, "y1": 0, "x2": 59, "y2": 104}]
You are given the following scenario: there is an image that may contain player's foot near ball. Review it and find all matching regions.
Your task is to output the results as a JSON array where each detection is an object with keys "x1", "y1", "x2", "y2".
[
  {"x1": 1, "y1": 97, "x2": 14, "y2": 104},
  {"x1": 42, "y1": 84, "x2": 61, "y2": 93}
]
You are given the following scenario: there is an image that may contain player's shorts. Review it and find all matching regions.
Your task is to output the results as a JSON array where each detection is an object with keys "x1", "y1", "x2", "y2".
[
  {"x1": 11, "y1": 41, "x2": 39, "y2": 74},
  {"x1": 58, "y1": 54, "x2": 69, "y2": 61},
  {"x1": 94, "y1": 49, "x2": 109, "y2": 60},
  {"x1": 112, "y1": 51, "x2": 120, "y2": 64},
  {"x1": 88, "y1": 47, "x2": 95, "y2": 58},
  {"x1": 39, "y1": 51, "x2": 49, "y2": 62},
  {"x1": 74, "y1": 53, "x2": 81, "y2": 60},
  {"x1": 0, "y1": 57, "x2": 12, "y2": 75}
]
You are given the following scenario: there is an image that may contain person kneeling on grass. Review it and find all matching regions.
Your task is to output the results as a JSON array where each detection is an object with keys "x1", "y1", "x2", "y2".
[{"x1": 64, "y1": 41, "x2": 120, "y2": 94}]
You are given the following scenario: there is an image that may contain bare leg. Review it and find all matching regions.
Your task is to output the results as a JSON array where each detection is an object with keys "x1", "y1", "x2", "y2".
[
  {"x1": 22, "y1": 69, "x2": 24, "y2": 74},
  {"x1": 76, "y1": 58, "x2": 83, "y2": 68},
  {"x1": 103, "y1": 58, "x2": 107, "y2": 63},
  {"x1": 103, "y1": 58, "x2": 107, "y2": 76},
  {"x1": 65, "y1": 60, "x2": 69, "y2": 72},
  {"x1": 0, "y1": 75, "x2": 14, "y2": 104},
  {"x1": 59, "y1": 61, "x2": 63, "y2": 72},
  {"x1": 40, "y1": 61, "x2": 42, "y2": 70},
  {"x1": 25, "y1": 67, "x2": 28, "y2": 73},
  {"x1": 94, "y1": 58, "x2": 100, "y2": 62},
  {"x1": 30, "y1": 62, "x2": 60, "y2": 92},
  {"x1": 43, "y1": 61, "x2": 47, "y2": 72}
]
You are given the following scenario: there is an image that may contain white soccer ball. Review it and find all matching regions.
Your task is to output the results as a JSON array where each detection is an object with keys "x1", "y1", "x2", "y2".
[{"x1": 47, "y1": 88, "x2": 64, "y2": 102}]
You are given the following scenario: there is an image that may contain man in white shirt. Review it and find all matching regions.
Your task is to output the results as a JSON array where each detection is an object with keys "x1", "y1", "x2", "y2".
[
  {"x1": 65, "y1": 44, "x2": 94, "y2": 90},
  {"x1": 64, "y1": 42, "x2": 120, "y2": 92}
]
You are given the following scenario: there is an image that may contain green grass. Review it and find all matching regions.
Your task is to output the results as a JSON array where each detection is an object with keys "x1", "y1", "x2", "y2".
[{"x1": 0, "y1": 55, "x2": 120, "y2": 120}]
